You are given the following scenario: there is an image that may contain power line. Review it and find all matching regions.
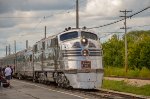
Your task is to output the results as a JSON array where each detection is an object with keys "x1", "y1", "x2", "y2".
[
  {"x1": 88, "y1": 18, "x2": 125, "y2": 29},
  {"x1": 130, "y1": 6, "x2": 150, "y2": 18},
  {"x1": 131, "y1": 24, "x2": 150, "y2": 28},
  {"x1": 99, "y1": 33, "x2": 113, "y2": 38},
  {"x1": 87, "y1": 6, "x2": 150, "y2": 29},
  {"x1": 99, "y1": 32, "x2": 124, "y2": 33},
  {"x1": 0, "y1": 17, "x2": 41, "y2": 18}
]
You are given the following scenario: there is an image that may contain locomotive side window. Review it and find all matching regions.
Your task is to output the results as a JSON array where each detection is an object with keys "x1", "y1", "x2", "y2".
[
  {"x1": 38, "y1": 43, "x2": 42, "y2": 50},
  {"x1": 47, "y1": 39, "x2": 51, "y2": 48},
  {"x1": 42, "y1": 41, "x2": 45, "y2": 50},
  {"x1": 30, "y1": 55, "x2": 32, "y2": 62},
  {"x1": 60, "y1": 31, "x2": 78, "y2": 41},
  {"x1": 25, "y1": 56, "x2": 28, "y2": 62},
  {"x1": 81, "y1": 31, "x2": 98, "y2": 40},
  {"x1": 51, "y1": 37, "x2": 58, "y2": 47}
]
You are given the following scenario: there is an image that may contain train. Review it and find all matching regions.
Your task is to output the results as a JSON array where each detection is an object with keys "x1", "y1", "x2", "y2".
[{"x1": 0, "y1": 28, "x2": 104, "y2": 89}]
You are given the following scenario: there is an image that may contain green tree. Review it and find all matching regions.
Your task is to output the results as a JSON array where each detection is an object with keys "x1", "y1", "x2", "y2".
[
  {"x1": 127, "y1": 31, "x2": 150, "y2": 69},
  {"x1": 102, "y1": 34, "x2": 124, "y2": 67},
  {"x1": 102, "y1": 30, "x2": 150, "y2": 70}
]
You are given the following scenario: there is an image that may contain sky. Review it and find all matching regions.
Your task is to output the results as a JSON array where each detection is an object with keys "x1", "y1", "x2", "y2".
[{"x1": 0, "y1": 0, "x2": 150, "y2": 57}]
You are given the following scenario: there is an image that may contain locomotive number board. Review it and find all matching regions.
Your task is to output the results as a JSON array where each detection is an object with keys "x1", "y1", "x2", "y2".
[{"x1": 81, "y1": 61, "x2": 91, "y2": 69}]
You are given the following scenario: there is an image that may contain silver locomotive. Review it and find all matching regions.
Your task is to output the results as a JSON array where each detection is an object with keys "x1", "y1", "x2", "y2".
[{"x1": 0, "y1": 28, "x2": 104, "y2": 89}]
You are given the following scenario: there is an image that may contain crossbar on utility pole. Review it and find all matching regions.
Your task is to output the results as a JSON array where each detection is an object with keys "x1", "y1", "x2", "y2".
[{"x1": 120, "y1": 10, "x2": 132, "y2": 75}]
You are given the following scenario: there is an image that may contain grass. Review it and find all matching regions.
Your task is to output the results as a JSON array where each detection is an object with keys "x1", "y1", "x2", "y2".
[
  {"x1": 102, "y1": 79, "x2": 150, "y2": 96},
  {"x1": 103, "y1": 67, "x2": 150, "y2": 96},
  {"x1": 104, "y1": 67, "x2": 150, "y2": 79}
]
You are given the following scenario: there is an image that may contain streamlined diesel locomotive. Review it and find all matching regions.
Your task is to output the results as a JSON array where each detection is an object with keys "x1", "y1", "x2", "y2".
[{"x1": 0, "y1": 28, "x2": 104, "y2": 89}]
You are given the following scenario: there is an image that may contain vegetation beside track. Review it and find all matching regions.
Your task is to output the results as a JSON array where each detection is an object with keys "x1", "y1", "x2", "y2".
[
  {"x1": 104, "y1": 67, "x2": 150, "y2": 79},
  {"x1": 101, "y1": 30, "x2": 150, "y2": 96},
  {"x1": 102, "y1": 79, "x2": 150, "y2": 96},
  {"x1": 102, "y1": 30, "x2": 150, "y2": 75}
]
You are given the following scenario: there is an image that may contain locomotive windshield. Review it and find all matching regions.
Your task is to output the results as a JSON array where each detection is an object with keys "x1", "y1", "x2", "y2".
[
  {"x1": 60, "y1": 31, "x2": 98, "y2": 41},
  {"x1": 81, "y1": 31, "x2": 98, "y2": 40},
  {"x1": 60, "y1": 31, "x2": 78, "y2": 41}
]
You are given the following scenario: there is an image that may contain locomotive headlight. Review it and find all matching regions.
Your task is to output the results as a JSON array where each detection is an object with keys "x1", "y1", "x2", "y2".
[
  {"x1": 82, "y1": 49, "x2": 89, "y2": 56},
  {"x1": 81, "y1": 38, "x2": 88, "y2": 46}
]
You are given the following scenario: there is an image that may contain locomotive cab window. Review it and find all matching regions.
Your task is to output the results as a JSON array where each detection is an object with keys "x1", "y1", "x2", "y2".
[
  {"x1": 81, "y1": 31, "x2": 98, "y2": 40},
  {"x1": 60, "y1": 31, "x2": 78, "y2": 41}
]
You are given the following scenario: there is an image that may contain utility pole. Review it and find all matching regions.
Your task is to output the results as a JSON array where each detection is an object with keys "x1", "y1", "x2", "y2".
[
  {"x1": 120, "y1": 10, "x2": 132, "y2": 75},
  {"x1": 26, "y1": 40, "x2": 28, "y2": 49},
  {"x1": 9, "y1": 44, "x2": 11, "y2": 55},
  {"x1": 14, "y1": 40, "x2": 17, "y2": 73},
  {"x1": 45, "y1": 26, "x2": 46, "y2": 38},
  {"x1": 6, "y1": 46, "x2": 7, "y2": 56},
  {"x1": 14, "y1": 40, "x2": 16, "y2": 53},
  {"x1": 76, "y1": 0, "x2": 79, "y2": 29}
]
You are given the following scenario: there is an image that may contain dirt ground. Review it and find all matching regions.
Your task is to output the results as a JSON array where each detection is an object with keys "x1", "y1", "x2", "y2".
[{"x1": 104, "y1": 77, "x2": 150, "y2": 87}]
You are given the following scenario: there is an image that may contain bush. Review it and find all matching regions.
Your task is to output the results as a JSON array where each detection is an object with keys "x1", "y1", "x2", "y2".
[
  {"x1": 104, "y1": 67, "x2": 125, "y2": 77},
  {"x1": 127, "y1": 68, "x2": 140, "y2": 78},
  {"x1": 104, "y1": 67, "x2": 150, "y2": 78},
  {"x1": 139, "y1": 67, "x2": 150, "y2": 78}
]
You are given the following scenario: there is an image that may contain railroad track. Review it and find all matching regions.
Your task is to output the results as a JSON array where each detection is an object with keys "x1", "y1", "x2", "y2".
[
  {"x1": 15, "y1": 78, "x2": 148, "y2": 99},
  {"x1": 40, "y1": 82, "x2": 148, "y2": 99},
  {"x1": 65, "y1": 88, "x2": 147, "y2": 99}
]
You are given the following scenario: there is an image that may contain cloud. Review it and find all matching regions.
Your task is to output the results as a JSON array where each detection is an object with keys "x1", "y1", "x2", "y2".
[
  {"x1": 82, "y1": 0, "x2": 150, "y2": 19},
  {"x1": 85, "y1": 0, "x2": 122, "y2": 17},
  {"x1": 0, "y1": 0, "x2": 150, "y2": 57},
  {"x1": 0, "y1": 0, "x2": 74, "y2": 14}
]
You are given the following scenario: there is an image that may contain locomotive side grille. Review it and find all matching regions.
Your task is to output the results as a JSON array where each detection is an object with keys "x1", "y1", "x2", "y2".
[
  {"x1": 62, "y1": 49, "x2": 102, "y2": 57},
  {"x1": 62, "y1": 49, "x2": 82, "y2": 57}
]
